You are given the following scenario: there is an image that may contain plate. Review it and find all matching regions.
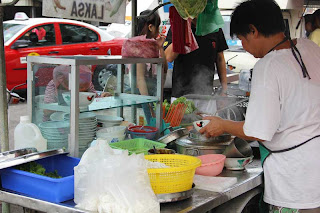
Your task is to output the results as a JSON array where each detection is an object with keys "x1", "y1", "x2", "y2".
[{"x1": 50, "y1": 112, "x2": 67, "y2": 121}]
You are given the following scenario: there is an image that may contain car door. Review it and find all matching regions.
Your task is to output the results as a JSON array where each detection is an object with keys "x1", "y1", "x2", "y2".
[
  {"x1": 6, "y1": 23, "x2": 59, "y2": 88},
  {"x1": 58, "y1": 23, "x2": 107, "y2": 56}
]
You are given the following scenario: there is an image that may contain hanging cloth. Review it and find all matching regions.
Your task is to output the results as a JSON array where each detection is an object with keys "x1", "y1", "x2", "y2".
[
  {"x1": 169, "y1": 6, "x2": 199, "y2": 54},
  {"x1": 170, "y1": 0, "x2": 207, "y2": 20},
  {"x1": 196, "y1": 0, "x2": 224, "y2": 36}
]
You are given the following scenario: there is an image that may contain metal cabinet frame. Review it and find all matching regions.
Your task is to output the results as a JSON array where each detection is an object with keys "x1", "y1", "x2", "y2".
[{"x1": 27, "y1": 55, "x2": 164, "y2": 157}]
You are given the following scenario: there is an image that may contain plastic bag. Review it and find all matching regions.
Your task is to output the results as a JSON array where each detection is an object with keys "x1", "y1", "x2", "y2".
[
  {"x1": 121, "y1": 35, "x2": 159, "y2": 58},
  {"x1": 196, "y1": 0, "x2": 225, "y2": 36},
  {"x1": 170, "y1": 0, "x2": 207, "y2": 20},
  {"x1": 74, "y1": 140, "x2": 160, "y2": 213}
]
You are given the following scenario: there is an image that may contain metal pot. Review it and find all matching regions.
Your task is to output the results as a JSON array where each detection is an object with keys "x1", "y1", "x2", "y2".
[{"x1": 176, "y1": 136, "x2": 231, "y2": 156}]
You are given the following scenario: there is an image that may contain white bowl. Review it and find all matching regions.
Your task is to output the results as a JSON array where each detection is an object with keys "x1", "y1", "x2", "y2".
[
  {"x1": 224, "y1": 156, "x2": 254, "y2": 170},
  {"x1": 193, "y1": 120, "x2": 210, "y2": 132},
  {"x1": 96, "y1": 126, "x2": 126, "y2": 143},
  {"x1": 62, "y1": 92, "x2": 96, "y2": 107}
]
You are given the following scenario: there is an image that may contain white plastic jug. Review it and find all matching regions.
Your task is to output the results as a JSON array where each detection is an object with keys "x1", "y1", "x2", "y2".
[{"x1": 14, "y1": 116, "x2": 47, "y2": 151}]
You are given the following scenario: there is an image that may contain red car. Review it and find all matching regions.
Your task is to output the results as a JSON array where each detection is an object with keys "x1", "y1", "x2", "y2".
[{"x1": 4, "y1": 13, "x2": 125, "y2": 91}]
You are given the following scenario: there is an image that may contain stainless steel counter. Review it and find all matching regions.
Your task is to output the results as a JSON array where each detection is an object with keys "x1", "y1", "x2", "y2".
[{"x1": 0, "y1": 160, "x2": 263, "y2": 213}]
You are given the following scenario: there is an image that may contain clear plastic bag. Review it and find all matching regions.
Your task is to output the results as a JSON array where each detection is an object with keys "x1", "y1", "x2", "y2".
[{"x1": 74, "y1": 140, "x2": 160, "y2": 213}]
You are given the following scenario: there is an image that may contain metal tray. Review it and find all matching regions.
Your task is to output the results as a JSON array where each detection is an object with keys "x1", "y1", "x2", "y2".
[
  {"x1": 157, "y1": 184, "x2": 195, "y2": 203},
  {"x1": 0, "y1": 148, "x2": 38, "y2": 163},
  {"x1": 0, "y1": 148, "x2": 67, "y2": 170}
]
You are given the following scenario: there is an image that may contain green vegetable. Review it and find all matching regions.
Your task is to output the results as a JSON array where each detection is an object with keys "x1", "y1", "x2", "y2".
[
  {"x1": 172, "y1": 97, "x2": 196, "y2": 114},
  {"x1": 16, "y1": 162, "x2": 62, "y2": 179}
]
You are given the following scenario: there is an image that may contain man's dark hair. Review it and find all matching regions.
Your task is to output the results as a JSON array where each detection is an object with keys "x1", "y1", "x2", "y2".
[
  {"x1": 230, "y1": 0, "x2": 285, "y2": 38},
  {"x1": 304, "y1": 14, "x2": 314, "y2": 24}
]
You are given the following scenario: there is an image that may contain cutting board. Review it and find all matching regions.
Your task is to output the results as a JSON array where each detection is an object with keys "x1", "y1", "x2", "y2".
[{"x1": 193, "y1": 175, "x2": 237, "y2": 192}]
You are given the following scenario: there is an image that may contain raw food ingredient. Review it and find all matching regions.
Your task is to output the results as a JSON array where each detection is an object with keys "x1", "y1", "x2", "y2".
[
  {"x1": 172, "y1": 97, "x2": 197, "y2": 114},
  {"x1": 170, "y1": 0, "x2": 207, "y2": 19},
  {"x1": 16, "y1": 162, "x2": 62, "y2": 179}
]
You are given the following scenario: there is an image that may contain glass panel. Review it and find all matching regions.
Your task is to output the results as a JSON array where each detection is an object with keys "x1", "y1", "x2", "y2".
[
  {"x1": 32, "y1": 63, "x2": 71, "y2": 152},
  {"x1": 15, "y1": 24, "x2": 56, "y2": 48},
  {"x1": 3, "y1": 23, "x2": 26, "y2": 43},
  {"x1": 60, "y1": 24, "x2": 99, "y2": 44}
]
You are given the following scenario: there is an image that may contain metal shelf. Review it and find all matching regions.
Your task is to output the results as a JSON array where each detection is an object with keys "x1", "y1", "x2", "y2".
[{"x1": 36, "y1": 93, "x2": 159, "y2": 113}]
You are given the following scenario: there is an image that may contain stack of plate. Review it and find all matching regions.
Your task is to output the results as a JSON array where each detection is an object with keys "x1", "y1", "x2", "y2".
[
  {"x1": 64, "y1": 112, "x2": 97, "y2": 155},
  {"x1": 39, "y1": 121, "x2": 70, "y2": 149},
  {"x1": 96, "y1": 115, "x2": 123, "y2": 129}
]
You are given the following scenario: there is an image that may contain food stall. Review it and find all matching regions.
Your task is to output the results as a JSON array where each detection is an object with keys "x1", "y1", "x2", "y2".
[{"x1": 0, "y1": 0, "x2": 265, "y2": 212}]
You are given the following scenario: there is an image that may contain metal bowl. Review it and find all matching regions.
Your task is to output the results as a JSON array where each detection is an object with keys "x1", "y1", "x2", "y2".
[{"x1": 188, "y1": 129, "x2": 231, "y2": 143}]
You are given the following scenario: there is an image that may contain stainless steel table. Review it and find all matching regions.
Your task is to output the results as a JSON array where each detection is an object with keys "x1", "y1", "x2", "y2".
[{"x1": 0, "y1": 160, "x2": 263, "y2": 213}]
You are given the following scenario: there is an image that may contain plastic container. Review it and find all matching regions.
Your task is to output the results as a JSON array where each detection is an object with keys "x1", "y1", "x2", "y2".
[
  {"x1": 110, "y1": 138, "x2": 166, "y2": 155},
  {"x1": 96, "y1": 126, "x2": 126, "y2": 143},
  {"x1": 0, "y1": 154, "x2": 80, "y2": 203},
  {"x1": 195, "y1": 154, "x2": 226, "y2": 176},
  {"x1": 145, "y1": 154, "x2": 201, "y2": 194},
  {"x1": 14, "y1": 116, "x2": 47, "y2": 152},
  {"x1": 239, "y1": 69, "x2": 252, "y2": 92},
  {"x1": 128, "y1": 126, "x2": 158, "y2": 140}
]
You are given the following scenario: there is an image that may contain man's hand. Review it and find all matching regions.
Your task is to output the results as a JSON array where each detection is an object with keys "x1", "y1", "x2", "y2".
[{"x1": 199, "y1": 116, "x2": 225, "y2": 138}]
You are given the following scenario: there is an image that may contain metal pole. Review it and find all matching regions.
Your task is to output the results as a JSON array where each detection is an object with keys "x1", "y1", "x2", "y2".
[
  {"x1": 0, "y1": 1, "x2": 20, "y2": 212},
  {"x1": 131, "y1": 0, "x2": 138, "y2": 123},
  {"x1": 0, "y1": 5, "x2": 10, "y2": 213},
  {"x1": 131, "y1": 0, "x2": 137, "y2": 37},
  {"x1": 0, "y1": 0, "x2": 8, "y2": 154}
]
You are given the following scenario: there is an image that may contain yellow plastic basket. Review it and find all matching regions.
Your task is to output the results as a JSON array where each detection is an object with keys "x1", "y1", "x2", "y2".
[{"x1": 145, "y1": 154, "x2": 201, "y2": 194}]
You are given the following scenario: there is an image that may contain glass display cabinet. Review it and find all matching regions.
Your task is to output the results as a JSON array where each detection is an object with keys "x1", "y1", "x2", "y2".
[{"x1": 27, "y1": 55, "x2": 164, "y2": 157}]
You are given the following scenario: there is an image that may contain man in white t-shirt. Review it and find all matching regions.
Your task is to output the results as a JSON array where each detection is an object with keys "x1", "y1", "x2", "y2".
[{"x1": 199, "y1": 0, "x2": 320, "y2": 212}]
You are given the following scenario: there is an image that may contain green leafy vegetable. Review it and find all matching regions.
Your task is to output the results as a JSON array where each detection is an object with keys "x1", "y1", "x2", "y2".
[
  {"x1": 16, "y1": 162, "x2": 62, "y2": 179},
  {"x1": 172, "y1": 97, "x2": 197, "y2": 114}
]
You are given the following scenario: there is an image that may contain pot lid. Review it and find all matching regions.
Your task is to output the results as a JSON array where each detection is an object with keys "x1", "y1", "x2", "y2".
[
  {"x1": 157, "y1": 128, "x2": 189, "y2": 145},
  {"x1": 0, "y1": 148, "x2": 67, "y2": 170}
]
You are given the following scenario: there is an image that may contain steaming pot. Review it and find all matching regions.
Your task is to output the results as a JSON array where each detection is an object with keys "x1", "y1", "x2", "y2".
[{"x1": 176, "y1": 130, "x2": 232, "y2": 156}]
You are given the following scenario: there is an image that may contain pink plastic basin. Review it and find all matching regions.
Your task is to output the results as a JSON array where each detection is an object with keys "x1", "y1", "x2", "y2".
[{"x1": 195, "y1": 154, "x2": 226, "y2": 176}]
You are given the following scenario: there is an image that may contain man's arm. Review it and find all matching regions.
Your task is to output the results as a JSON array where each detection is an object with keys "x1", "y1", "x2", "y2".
[
  {"x1": 216, "y1": 52, "x2": 228, "y2": 94},
  {"x1": 165, "y1": 43, "x2": 179, "y2": 63},
  {"x1": 199, "y1": 116, "x2": 264, "y2": 142}
]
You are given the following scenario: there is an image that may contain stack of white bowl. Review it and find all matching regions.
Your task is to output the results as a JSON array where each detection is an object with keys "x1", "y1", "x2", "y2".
[
  {"x1": 39, "y1": 121, "x2": 70, "y2": 149},
  {"x1": 64, "y1": 112, "x2": 97, "y2": 155},
  {"x1": 96, "y1": 115, "x2": 123, "y2": 129}
]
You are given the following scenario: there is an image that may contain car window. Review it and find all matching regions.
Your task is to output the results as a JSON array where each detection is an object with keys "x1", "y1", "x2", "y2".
[
  {"x1": 60, "y1": 24, "x2": 98, "y2": 44},
  {"x1": 16, "y1": 24, "x2": 56, "y2": 47},
  {"x1": 3, "y1": 23, "x2": 26, "y2": 43}
]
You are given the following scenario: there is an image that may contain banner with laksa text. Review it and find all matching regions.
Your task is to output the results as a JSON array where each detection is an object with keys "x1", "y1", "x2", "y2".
[{"x1": 43, "y1": 0, "x2": 126, "y2": 24}]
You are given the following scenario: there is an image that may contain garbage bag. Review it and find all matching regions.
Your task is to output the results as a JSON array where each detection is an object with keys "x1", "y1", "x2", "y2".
[
  {"x1": 196, "y1": 0, "x2": 224, "y2": 36},
  {"x1": 74, "y1": 140, "x2": 160, "y2": 213},
  {"x1": 170, "y1": 0, "x2": 207, "y2": 20}
]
